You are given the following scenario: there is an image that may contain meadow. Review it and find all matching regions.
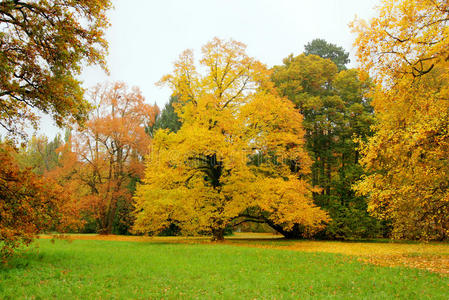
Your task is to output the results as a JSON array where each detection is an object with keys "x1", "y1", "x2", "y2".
[{"x1": 1, "y1": 234, "x2": 448, "y2": 299}]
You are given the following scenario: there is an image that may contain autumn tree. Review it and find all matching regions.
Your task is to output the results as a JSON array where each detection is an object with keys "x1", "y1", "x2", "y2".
[
  {"x1": 0, "y1": 0, "x2": 111, "y2": 260},
  {"x1": 272, "y1": 49, "x2": 382, "y2": 239},
  {"x1": 0, "y1": 143, "x2": 81, "y2": 261},
  {"x1": 133, "y1": 38, "x2": 329, "y2": 241},
  {"x1": 0, "y1": 0, "x2": 111, "y2": 137},
  {"x1": 60, "y1": 82, "x2": 159, "y2": 234},
  {"x1": 352, "y1": 0, "x2": 449, "y2": 240}
]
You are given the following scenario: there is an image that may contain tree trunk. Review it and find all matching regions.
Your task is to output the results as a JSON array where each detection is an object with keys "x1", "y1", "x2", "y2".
[
  {"x1": 98, "y1": 225, "x2": 112, "y2": 235},
  {"x1": 326, "y1": 160, "x2": 331, "y2": 196},
  {"x1": 264, "y1": 219, "x2": 304, "y2": 239},
  {"x1": 211, "y1": 228, "x2": 225, "y2": 241},
  {"x1": 98, "y1": 230, "x2": 111, "y2": 235}
]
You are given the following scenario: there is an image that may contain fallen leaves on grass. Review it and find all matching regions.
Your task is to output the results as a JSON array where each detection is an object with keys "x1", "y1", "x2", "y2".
[
  {"x1": 39, "y1": 233, "x2": 449, "y2": 275},
  {"x1": 227, "y1": 240, "x2": 449, "y2": 275},
  {"x1": 360, "y1": 254, "x2": 449, "y2": 275}
]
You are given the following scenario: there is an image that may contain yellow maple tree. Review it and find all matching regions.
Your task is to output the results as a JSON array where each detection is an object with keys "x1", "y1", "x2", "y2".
[
  {"x1": 133, "y1": 38, "x2": 329, "y2": 240},
  {"x1": 352, "y1": 0, "x2": 449, "y2": 240}
]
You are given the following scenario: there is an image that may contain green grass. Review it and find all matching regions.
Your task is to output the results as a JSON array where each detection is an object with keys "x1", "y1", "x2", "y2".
[{"x1": 1, "y1": 239, "x2": 448, "y2": 299}]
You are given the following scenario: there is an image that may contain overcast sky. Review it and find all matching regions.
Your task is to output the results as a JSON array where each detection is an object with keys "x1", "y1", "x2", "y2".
[{"x1": 39, "y1": 0, "x2": 380, "y2": 138}]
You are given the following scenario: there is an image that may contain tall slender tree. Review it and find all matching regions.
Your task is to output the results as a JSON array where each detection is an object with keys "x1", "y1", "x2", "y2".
[
  {"x1": 272, "y1": 49, "x2": 381, "y2": 239},
  {"x1": 56, "y1": 82, "x2": 159, "y2": 234}
]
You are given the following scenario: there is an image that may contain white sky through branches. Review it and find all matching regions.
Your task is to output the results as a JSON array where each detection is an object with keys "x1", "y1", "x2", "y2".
[{"x1": 38, "y1": 0, "x2": 379, "y2": 138}]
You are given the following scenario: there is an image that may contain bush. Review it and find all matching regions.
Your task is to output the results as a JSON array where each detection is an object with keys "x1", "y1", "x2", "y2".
[{"x1": 0, "y1": 144, "x2": 79, "y2": 262}]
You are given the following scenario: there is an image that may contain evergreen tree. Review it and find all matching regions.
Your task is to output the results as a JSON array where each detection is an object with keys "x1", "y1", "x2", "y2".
[
  {"x1": 147, "y1": 96, "x2": 182, "y2": 136},
  {"x1": 304, "y1": 39, "x2": 350, "y2": 71},
  {"x1": 272, "y1": 46, "x2": 384, "y2": 239}
]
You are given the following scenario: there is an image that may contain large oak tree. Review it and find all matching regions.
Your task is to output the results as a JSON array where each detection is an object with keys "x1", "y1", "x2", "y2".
[{"x1": 133, "y1": 38, "x2": 329, "y2": 240}]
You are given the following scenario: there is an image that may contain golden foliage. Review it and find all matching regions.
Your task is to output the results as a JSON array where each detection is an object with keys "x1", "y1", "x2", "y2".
[
  {"x1": 352, "y1": 0, "x2": 449, "y2": 240},
  {"x1": 133, "y1": 38, "x2": 329, "y2": 240}
]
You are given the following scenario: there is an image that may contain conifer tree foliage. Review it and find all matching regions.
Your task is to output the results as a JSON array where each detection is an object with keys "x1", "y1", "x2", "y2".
[
  {"x1": 304, "y1": 39, "x2": 350, "y2": 71},
  {"x1": 353, "y1": 0, "x2": 449, "y2": 240},
  {"x1": 133, "y1": 38, "x2": 329, "y2": 240},
  {"x1": 146, "y1": 96, "x2": 182, "y2": 136},
  {"x1": 272, "y1": 49, "x2": 381, "y2": 239},
  {"x1": 0, "y1": 0, "x2": 112, "y2": 137}
]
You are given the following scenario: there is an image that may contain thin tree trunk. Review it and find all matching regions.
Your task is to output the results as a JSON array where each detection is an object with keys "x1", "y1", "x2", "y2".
[{"x1": 326, "y1": 159, "x2": 331, "y2": 196}]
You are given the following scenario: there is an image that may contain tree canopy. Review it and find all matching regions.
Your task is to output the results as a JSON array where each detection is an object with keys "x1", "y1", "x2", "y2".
[
  {"x1": 0, "y1": 143, "x2": 81, "y2": 261},
  {"x1": 304, "y1": 39, "x2": 350, "y2": 71},
  {"x1": 4, "y1": 0, "x2": 449, "y2": 250},
  {"x1": 133, "y1": 38, "x2": 329, "y2": 240},
  {"x1": 56, "y1": 82, "x2": 159, "y2": 234},
  {"x1": 0, "y1": 0, "x2": 112, "y2": 137},
  {"x1": 353, "y1": 0, "x2": 449, "y2": 240},
  {"x1": 272, "y1": 50, "x2": 380, "y2": 239}
]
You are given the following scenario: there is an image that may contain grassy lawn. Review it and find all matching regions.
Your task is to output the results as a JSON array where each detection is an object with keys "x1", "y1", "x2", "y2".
[{"x1": 1, "y1": 238, "x2": 449, "y2": 299}]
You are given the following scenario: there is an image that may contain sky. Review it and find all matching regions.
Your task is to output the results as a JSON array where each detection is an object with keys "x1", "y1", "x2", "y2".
[{"x1": 38, "y1": 0, "x2": 380, "y2": 138}]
